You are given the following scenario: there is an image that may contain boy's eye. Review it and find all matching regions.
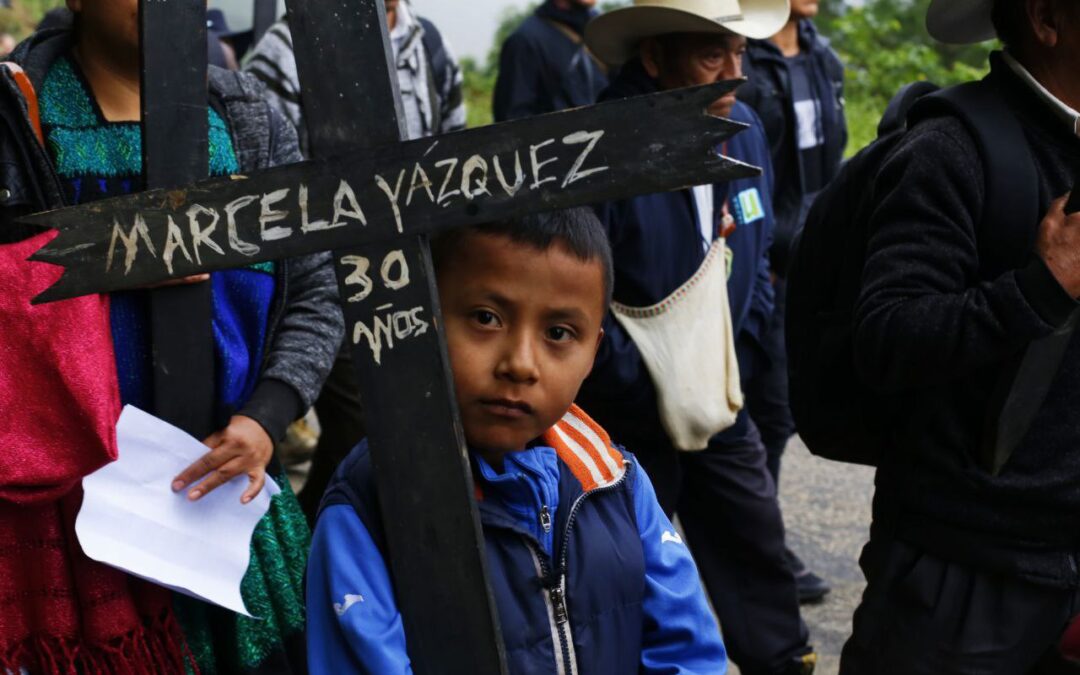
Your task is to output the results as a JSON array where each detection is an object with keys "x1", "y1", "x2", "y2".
[
  {"x1": 546, "y1": 326, "x2": 575, "y2": 342},
  {"x1": 473, "y1": 310, "x2": 500, "y2": 327}
]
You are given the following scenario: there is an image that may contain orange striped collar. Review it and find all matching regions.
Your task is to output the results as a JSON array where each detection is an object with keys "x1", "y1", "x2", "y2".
[{"x1": 541, "y1": 404, "x2": 627, "y2": 492}]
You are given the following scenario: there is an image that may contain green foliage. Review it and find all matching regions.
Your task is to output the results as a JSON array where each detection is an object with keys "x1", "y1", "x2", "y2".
[
  {"x1": 460, "y1": 55, "x2": 497, "y2": 129},
  {"x1": 819, "y1": 0, "x2": 994, "y2": 154},
  {"x1": 0, "y1": 0, "x2": 65, "y2": 39}
]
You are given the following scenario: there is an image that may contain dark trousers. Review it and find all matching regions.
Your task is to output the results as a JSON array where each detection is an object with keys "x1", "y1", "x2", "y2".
[
  {"x1": 298, "y1": 345, "x2": 366, "y2": 523},
  {"x1": 637, "y1": 415, "x2": 811, "y2": 675},
  {"x1": 841, "y1": 532, "x2": 1080, "y2": 675},
  {"x1": 744, "y1": 280, "x2": 796, "y2": 483}
]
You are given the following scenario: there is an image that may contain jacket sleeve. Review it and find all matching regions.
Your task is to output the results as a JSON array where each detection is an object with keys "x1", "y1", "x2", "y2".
[
  {"x1": 492, "y1": 31, "x2": 542, "y2": 122},
  {"x1": 633, "y1": 459, "x2": 728, "y2": 673},
  {"x1": 239, "y1": 108, "x2": 345, "y2": 440},
  {"x1": 854, "y1": 118, "x2": 1077, "y2": 392},
  {"x1": 307, "y1": 505, "x2": 413, "y2": 675},
  {"x1": 243, "y1": 21, "x2": 308, "y2": 156}
]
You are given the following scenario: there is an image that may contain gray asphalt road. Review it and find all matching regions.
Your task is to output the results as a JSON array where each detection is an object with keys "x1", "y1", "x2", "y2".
[{"x1": 731, "y1": 438, "x2": 876, "y2": 675}]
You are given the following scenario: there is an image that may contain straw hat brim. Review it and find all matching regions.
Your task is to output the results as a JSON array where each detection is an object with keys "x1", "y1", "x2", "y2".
[
  {"x1": 586, "y1": 2, "x2": 790, "y2": 66},
  {"x1": 926, "y1": 0, "x2": 996, "y2": 45}
]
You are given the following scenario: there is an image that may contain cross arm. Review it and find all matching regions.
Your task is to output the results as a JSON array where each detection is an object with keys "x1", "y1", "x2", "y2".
[{"x1": 25, "y1": 80, "x2": 756, "y2": 304}]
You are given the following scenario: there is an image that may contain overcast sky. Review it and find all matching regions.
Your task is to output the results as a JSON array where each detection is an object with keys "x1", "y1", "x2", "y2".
[
  {"x1": 213, "y1": 0, "x2": 534, "y2": 61},
  {"x1": 413, "y1": 0, "x2": 530, "y2": 61}
]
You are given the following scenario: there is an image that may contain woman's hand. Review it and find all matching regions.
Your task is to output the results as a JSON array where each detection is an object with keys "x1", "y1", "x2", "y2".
[{"x1": 172, "y1": 415, "x2": 274, "y2": 504}]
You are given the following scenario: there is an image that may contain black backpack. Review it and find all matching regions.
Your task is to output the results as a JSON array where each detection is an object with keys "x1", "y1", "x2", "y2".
[{"x1": 785, "y1": 77, "x2": 1040, "y2": 467}]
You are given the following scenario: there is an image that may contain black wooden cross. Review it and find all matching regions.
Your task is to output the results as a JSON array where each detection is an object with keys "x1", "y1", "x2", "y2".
[{"x1": 27, "y1": 1, "x2": 758, "y2": 671}]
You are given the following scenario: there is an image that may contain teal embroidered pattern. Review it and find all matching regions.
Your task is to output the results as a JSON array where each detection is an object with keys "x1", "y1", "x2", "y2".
[{"x1": 40, "y1": 57, "x2": 238, "y2": 179}]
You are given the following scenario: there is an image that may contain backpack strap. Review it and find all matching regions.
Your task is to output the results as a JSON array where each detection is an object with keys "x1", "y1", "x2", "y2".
[
  {"x1": 912, "y1": 78, "x2": 1073, "y2": 475},
  {"x1": 1, "y1": 62, "x2": 43, "y2": 147},
  {"x1": 540, "y1": 18, "x2": 609, "y2": 76},
  {"x1": 418, "y1": 17, "x2": 448, "y2": 134},
  {"x1": 877, "y1": 81, "x2": 938, "y2": 138},
  {"x1": 910, "y1": 79, "x2": 1039, "y2": 277}
]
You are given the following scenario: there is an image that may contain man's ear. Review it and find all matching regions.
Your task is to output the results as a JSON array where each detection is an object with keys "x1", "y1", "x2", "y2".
[
  {"x1": 640, "y1": 37, "x2": 662, "y2": 79},
  {"x1": 1028, "y1": 0, "x2": 1061, "y2": 48}
]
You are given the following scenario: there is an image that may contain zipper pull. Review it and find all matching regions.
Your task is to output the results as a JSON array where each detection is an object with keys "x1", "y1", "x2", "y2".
[
  {"x1": 540, "y1": 505, "x2": 552, "y2": 533},
  {"x1": 550, "y1": 584, "x2": 569, "y2": 625}
]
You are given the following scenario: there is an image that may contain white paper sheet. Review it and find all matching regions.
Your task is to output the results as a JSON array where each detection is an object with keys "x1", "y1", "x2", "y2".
[{"x1": 76, "y1": 405, "x2": 281, "y2": 618}]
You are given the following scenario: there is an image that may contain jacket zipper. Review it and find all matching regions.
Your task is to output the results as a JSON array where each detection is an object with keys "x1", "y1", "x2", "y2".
[
  {"x1": 523, "y1": 538, "x2": 572, "y2": 675},
  {"x1": 532, "y1": 467, "x2": 630, "y2": 675}
]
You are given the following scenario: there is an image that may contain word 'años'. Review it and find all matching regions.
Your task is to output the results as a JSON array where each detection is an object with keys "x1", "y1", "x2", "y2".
[{"x1": 340, "y1": 249, "x2": 428, "y2": 366}]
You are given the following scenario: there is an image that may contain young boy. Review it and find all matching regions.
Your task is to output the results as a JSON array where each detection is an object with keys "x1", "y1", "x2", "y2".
[{"x1": 306, "y1": 208, "x2": 726, "y2": 674}]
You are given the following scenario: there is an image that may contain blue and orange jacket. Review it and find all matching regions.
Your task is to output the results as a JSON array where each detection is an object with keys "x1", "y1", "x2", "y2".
[{"x1": 306, "y1": 405, "x2": 727, "y2": 674}]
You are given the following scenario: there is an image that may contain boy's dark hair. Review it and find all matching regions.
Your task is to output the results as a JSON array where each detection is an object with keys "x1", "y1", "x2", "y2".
[{"x1": 432, "y1": 207, "x2": 615, "y2": 308}]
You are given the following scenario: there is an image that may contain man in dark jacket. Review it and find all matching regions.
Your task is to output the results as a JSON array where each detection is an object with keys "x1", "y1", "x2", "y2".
[
  {"x1": 841, "y1": 0, "x2": 1080, "y2": 672},
  {"x1": 493, "y1": 0, "x2": 608, "y2": 121},
  {"x1": 581, "y1": 2, "x2": 816, "y2": 673},
  {"x1": 740, "y1": 0, "x2": 847, "y2": 604}
]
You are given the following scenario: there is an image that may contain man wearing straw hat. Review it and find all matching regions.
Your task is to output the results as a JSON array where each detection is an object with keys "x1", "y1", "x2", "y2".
[
  {"x1": 842, "y1": 0, "x2": 1080, "y2": 672},
  {"x1": 581, "y1": 2, "x2": 817, "y2": 674}
]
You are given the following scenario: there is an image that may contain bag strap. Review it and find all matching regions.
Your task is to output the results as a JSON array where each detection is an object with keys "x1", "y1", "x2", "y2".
[
  {"x1": 878, "y1": 80, "x2": 939, "y2": 138},
  {"x1": 418, "y1": 16, "x2": 448, "y2": 134},
  {"x1": 913, "y1": 78, "x2": 1072, "y2": 475},
  {"x1": 418, "y1": 17, "x2": 448, "y2": 96},
  {"x1": 917, "y1": 80, "x2": 1040, "y2": 277},
  {"x1": 1, "y1": 62, "x2": 44, "y2": 147},
  {"x1": 540, "y1": 17, "x2": 609, "y2": 76}
]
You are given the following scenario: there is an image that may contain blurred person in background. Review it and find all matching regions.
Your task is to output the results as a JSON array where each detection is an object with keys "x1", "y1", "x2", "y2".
[
  {"x1": 740, "y1": 0, "x2": 847, "y2": 605},
  {"x1": 493, "y1": 0, "x2": 608, "y2": 121}
]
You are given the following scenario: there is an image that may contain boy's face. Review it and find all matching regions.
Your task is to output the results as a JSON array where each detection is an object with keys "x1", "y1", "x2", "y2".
[{"x1": 437, "y1": 232, "x2": 606, "y2": 463}]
